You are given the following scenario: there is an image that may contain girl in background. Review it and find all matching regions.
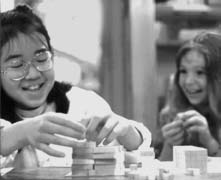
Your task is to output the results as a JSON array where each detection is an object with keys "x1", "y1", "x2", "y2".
[{"x1": 155, "y1": 31, "x2": 221, "y2": 160}]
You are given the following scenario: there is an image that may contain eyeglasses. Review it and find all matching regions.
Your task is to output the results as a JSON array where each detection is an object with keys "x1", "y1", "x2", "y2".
[{"x1": 1, "y1": 51, "x2": 53, "y2": 81}]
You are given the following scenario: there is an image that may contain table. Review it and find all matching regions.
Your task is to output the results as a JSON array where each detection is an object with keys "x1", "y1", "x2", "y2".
[
  {"x1": 2, "y1": 167, "x2": 221, "y2": 180},
  {"x1": 1, "y1": 167, "x2": 126, "y2": 180},
  {"x1": 3, "y1": 157, "x2": 221, "y2": 180}
]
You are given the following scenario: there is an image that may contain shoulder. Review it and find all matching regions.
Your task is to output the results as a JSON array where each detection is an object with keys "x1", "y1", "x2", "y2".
[
  {"x1": 0, "y1": 119, "x2": 12, "y2": 128},
  {"x1": 67, "y1": 87, "x2": 106, "y2": 104},
  {"x1": 67, "y1": 87, "x2": 112, "y2": 116}
]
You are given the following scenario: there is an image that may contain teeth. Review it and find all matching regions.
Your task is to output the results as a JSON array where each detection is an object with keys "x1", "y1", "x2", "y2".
[
  {"x1": 26, "y1": 85, "x2": 40, "y2": 90},
  {"x1": 186, "y1": 90, "x2": 200, "y2": 94}
]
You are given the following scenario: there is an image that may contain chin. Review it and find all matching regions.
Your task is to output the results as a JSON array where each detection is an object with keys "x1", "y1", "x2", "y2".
[
  {"x1": 20, "y1": 98, "x2": 47, "y2": 110},
  {"x1": 189, "y1": 99, "x2": 202, "y2": 106}
]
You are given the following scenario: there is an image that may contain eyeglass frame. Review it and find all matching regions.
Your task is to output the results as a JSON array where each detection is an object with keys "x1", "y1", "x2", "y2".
[{"x1": 0, "y1": 50, "x2": 53, "y2": 81}]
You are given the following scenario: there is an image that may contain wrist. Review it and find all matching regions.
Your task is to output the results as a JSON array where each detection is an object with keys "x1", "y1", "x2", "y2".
[{"x1": 17, "y1": 120, "x2": 29, "y2": 147}]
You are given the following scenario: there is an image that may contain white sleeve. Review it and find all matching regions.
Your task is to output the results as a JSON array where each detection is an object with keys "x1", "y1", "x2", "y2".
[
  {"x1": 128, "y1": 120, "x2": 152, "y2": 149},
  {"x1": 66, "y1": 87, "x2": 151, "y2": 149},
  {"x1": 0, "y1": 119, "x2": 17, "y2": 169},
  {"x1": 66, "y1": 87, "x2": 112, "y2": 122}
]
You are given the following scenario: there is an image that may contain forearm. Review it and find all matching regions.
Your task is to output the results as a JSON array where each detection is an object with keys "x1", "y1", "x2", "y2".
[
  {"x1": 159, "y1": 142, "x2": 173, "y2": 161},
  {"x1": 0, "y1": 121, "x2": 28, "y2": 156},
  {"x1": 199, "y1": 131, "x2": 220, "y2": 156}
]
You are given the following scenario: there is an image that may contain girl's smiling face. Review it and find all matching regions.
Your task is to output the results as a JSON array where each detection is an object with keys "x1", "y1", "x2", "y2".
[
  {"x1": 0, "y1": 32, "x2": 55, "y2": 112},
  {"x1": 178, "y1": 49, "x2": 208, "y2": 106}
]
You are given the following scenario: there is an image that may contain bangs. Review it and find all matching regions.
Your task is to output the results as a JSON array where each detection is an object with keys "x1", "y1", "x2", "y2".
[
  {"x1": 0, "y1": 32, "x2": 51, "y2": 63},
  {"x1": 29, "y1": 32, "x2": 50, "y2": 51}
]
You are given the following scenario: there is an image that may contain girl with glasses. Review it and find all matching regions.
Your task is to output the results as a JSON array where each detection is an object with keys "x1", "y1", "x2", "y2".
[{"x1": 0, "y1": 4, "x2": 151, "y2": 169}]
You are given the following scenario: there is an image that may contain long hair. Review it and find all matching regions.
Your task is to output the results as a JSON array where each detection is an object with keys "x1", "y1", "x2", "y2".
[{"x1": 168, "y1": 32, "x2": 221, "y2": 121}]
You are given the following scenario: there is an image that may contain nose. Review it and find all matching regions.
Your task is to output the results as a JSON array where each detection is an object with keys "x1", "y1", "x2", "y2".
[
  {"x1": 185, "y1": 73, "x2": 195, "y2": 85},
  {"x1": 24, "y1": 63, "x2": 41, "y2": 80}
]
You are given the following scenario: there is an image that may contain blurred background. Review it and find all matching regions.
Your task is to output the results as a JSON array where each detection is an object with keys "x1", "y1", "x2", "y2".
[{"x1": 1, "y1": 0, "x2": 221, "y2": 142}]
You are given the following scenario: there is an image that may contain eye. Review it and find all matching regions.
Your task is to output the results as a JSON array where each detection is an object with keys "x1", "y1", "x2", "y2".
[
  {"x1": 196, "y1": 69, "x2": 206, "y2": 76},
  {"x1": 8, "y1": 58, "x2": 24, "y2": 68},
  {"x1": 179, "y1": 69, "x2": 186, "y2": 75},
  {"x1": 35, "y1": 51, "x2": 51, "y2": 63}
]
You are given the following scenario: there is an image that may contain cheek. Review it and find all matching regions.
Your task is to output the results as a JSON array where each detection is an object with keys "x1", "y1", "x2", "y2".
[
  {"x1": 198, "y1": 77, "x2": 207, "y2": 89},
  {"x1": 1, "y1": 76, "x2": 20, "y2": 98},
  {"x1": 178, "y1": 76, "x2": 184, "y2": 88},
  {"x1": 43, "y1": 70, "x2": 55, "y2": 92},
  {"x1": 44, "y1": 69, "x2": 55, "y2": 83}
]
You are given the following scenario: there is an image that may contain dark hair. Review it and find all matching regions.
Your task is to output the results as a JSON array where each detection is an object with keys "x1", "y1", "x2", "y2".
[
  {"x1": 0, "y1": 5, "x2": 72, "y2": 122},
  {"x1": 0, "y1": 4, "x2": 52, "y2": 51},
  {"x1": 173, "y1": 31, "x2": 221, "y2": 119}
]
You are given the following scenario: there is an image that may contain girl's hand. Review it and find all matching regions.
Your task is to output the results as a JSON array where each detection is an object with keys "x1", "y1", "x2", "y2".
[
  {"x1": 22, "y1": 112, "x2": 86, "y2": 157},
  {"x1": 162, "y1": 118, "x2": 184, "y2": 146},
  {"x1": 84, "y1": 113, "x2": 131, "y2": 145},
  {"x1": 181, "y1": 110, "x2": 212, "y2": 147}
]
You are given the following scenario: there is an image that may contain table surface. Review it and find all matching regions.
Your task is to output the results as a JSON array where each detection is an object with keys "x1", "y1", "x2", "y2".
[
  {"x1": 2, "y1": 167, "x2": 221, "y2": 180},
  {"x1": 1, "y1": 167, "x2": 127, "y2": 180},
  {"x1": 2, "y1": 157, "x2": 221, "y2": 180}
]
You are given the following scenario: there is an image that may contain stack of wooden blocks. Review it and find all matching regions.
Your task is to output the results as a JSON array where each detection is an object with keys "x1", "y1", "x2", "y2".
[
  {"x1": 72, "y1": 141, "x2": 125, "y2": 177},
  {"x1": 173, "y1": 145, "x2": 208, "y2": 175}
]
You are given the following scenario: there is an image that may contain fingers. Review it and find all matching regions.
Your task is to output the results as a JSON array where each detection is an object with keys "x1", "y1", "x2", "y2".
[
  {"x1": 87, "y1": 116, "x2": 108, "y2": 134},
  {"x1": 177, "y1": 110, "x2": 200, "y2": 121},
  {"x1": 39, "y1": 133, "x2": 86, "y2": 148},
  {"x1": 37, "y1": 143, "x2": 65, "y2": 157},
  {"x1": 183, "y1": 116, "x2": 207, "y2": 129},
  {"x1": 166, "y1": 129, "x2": 184, "y2": 145},
  {"x1": 186, "y1": 125, "x2": 201, "y2": 133},
  {"x1": 47, "y1": 113, "x2": 86, "y2": 133},
  {"x1": 41, "y1": 121, "x2": 85, "y2": 140},
  {"x1": 96, "y1": 116, "x2": 118, "y2": 143},
  {"x1": 103, "y1": 122, "x2": 124, "y2": 145},
  {"x1": 162, "y1": 120, "x2": 183, "y2": 135},
  {"x1": 163, "y1": 126, "x2": 183, "y2": 139}
]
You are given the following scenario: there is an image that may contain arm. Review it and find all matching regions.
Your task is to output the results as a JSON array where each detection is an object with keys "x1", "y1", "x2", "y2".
[
  {"x1": 157, "y1": 109, "x2": 184, "y2": 161},
  {"x1": 71, "y1": 88, "x2": 151, "y2": 151},
  {"x1": 0, "y1": 120, "x2": 27, "y2": 156},
  {"x1": 159, "y1": 142, "x2": 173, "y2": 161},
  {"x1": 182, "y1": 110, "x2": 220, "y2": 156},
  {"x1": 0, "y1": 119, "x2": 19, "y2": 168},
  {"x1": 1, "y1": 113, "x2": 86, "y2": 157}
]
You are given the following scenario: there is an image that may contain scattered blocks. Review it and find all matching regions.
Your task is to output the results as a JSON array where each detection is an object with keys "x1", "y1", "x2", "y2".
[{"x1": 173, "y1": 146, "x2": 208, "y2": 175}]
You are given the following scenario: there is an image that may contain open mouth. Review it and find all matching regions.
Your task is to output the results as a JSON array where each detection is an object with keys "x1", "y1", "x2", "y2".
[
  {"x1": 184, "y1": 88, "x2": 203, "y2": 102},
  {"x1": 22, "y1": 82, "x2": 44, "y2": 91}
]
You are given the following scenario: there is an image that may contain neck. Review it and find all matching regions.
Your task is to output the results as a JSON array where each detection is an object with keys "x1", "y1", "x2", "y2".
[{"x1": 15, "y1": 103, "x2": 48, "y2": 118}]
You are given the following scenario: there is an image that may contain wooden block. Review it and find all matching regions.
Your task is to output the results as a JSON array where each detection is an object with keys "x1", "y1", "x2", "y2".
[
  {"x1": 185, "y1": 168, "x2": 200, "y2": 176},
  {"x1": 173, "y1": 145, "x2": 207, "y2": 174},
  {"x1": 94, "y1": 164, "x2": 125, "y2": 170},
  {"x1": 73, "y1": 147, "x2": 94, "y2": 154},
  {"x1": 72, "y1": 158, "x2": 95, "y2": 165},
  {"x1": 90, "y1": 168, "x2": 125, "y2": 176},
  {"x1": 70, "y1": 169, "x2": 95, "y2": 177},
  {"x1": 72, "y1": 152, "x2": 94, "y2": 159},
  {"x1": 79, "y1": 141, "x2": 96, "y2": 148},
  {"x1": 72, "y1": 164, "x2": 94, "y2": 170},
  {"x1": 95, "y1": 159, "x2": 124, "y2": 165},
  {"x1": 94, "y1": 146, "x2": 124, "y2": 153},
  {"x1": 140, "y1": 147, "x2": 155, "y2": 157},
  {"x1": 93, "y1": 152, "x2": 125, "y2": 160}
]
